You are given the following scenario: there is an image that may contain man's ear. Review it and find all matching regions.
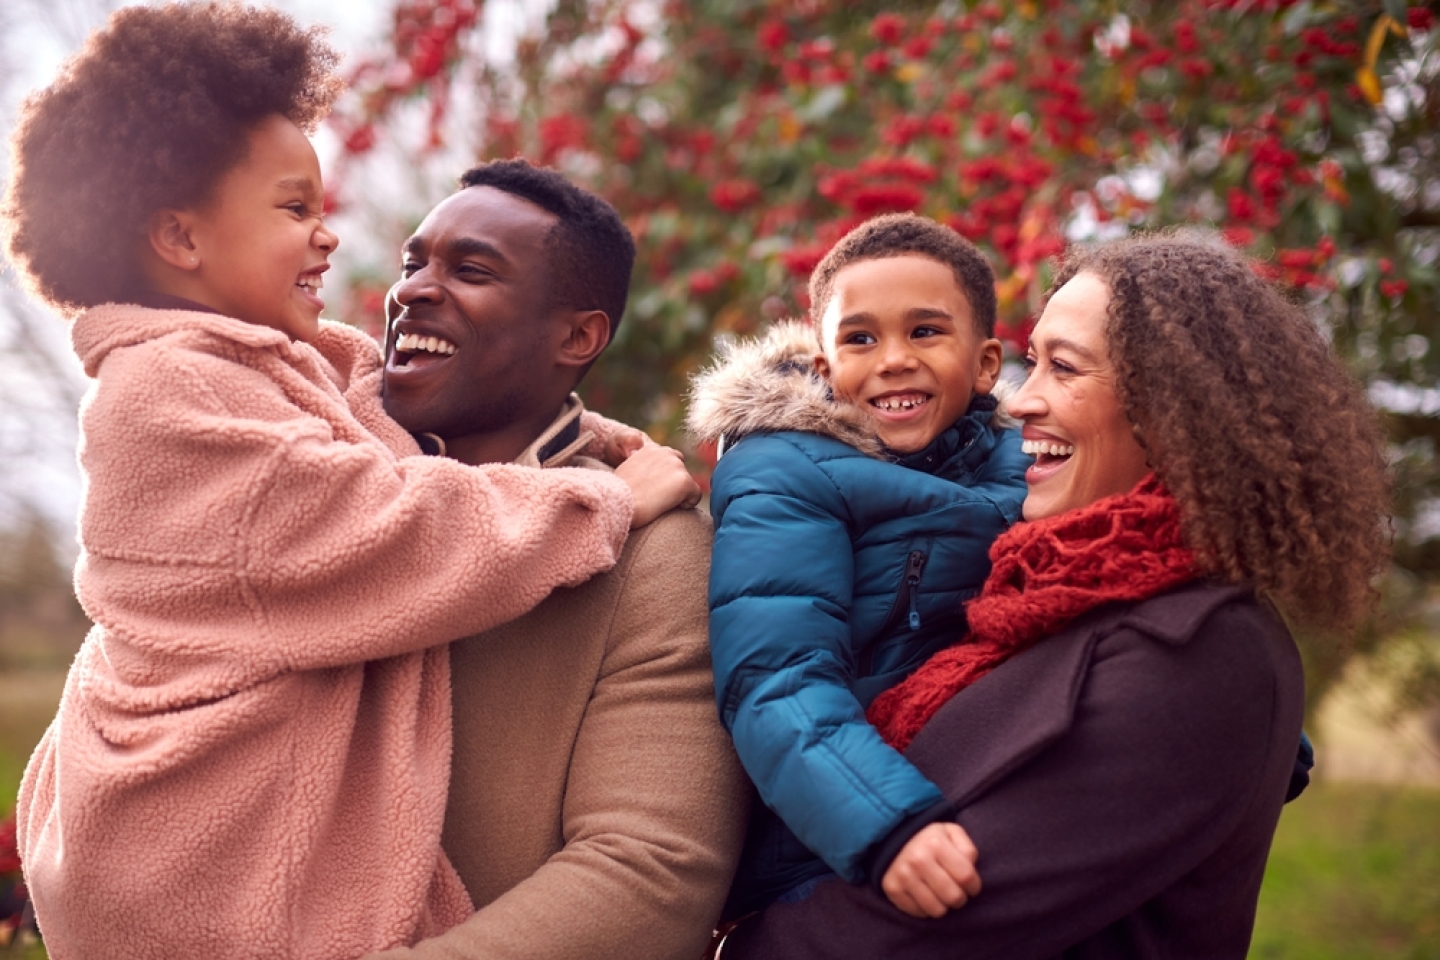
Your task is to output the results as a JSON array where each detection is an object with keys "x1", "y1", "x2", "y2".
[
  {"x1": 556, "y1": 309, "x2": 612, "y2": 370},
  {"x1": 146, "y1": 209, "x2": 201, "y2": 272},
  {"x1": 973, "y1": 337, "x2": 1004, "y2": 394}
]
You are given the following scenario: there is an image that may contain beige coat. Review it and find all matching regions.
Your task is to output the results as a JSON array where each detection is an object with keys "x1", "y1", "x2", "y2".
[{"x1": 368, "y1": 399, "x2": 749, "y2": 960}]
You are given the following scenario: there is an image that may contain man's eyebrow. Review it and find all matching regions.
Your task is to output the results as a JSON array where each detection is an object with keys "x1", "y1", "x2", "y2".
[{"x1": 400, "y1": 235, "x2": 510, "y2": 264}]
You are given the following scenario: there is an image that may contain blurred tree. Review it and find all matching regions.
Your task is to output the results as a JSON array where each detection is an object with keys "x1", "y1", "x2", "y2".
[{"x1": 328, "y1": 0, "x2": 1440, "y2": 708}]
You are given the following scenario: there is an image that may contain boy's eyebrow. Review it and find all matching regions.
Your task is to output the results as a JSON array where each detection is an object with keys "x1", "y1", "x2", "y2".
[{"x1": 836, "y1": 306, "x2": 955, "y2": 327}]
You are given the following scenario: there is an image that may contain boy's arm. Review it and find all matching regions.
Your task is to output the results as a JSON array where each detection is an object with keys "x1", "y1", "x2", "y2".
[{"x1": 708, "y1": 435, "x2": 946, "y2": 883}]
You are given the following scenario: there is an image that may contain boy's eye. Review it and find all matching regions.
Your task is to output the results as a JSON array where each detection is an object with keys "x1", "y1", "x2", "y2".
[
  {"x1": 284, "y1": 202, "x2": 308, "y2": 216},
  {"x1": 401, "y1": 260, "x2": 423, "y2": 276},
  {"x1": 841, "y1": 331, "x2": 876, "y2": 346},
  {"x1": 911, "y1": 325, "x2": 940, "y2": 339}
]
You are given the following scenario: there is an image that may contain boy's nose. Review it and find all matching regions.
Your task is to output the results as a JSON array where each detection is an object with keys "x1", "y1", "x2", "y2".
[{"x1": 876, "y1": 339, "x2": 919, "y2": 373}]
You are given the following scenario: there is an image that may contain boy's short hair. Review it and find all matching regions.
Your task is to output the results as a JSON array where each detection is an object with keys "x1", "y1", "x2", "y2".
[
  {"x1": 808, "y1": 213, "x2": 998, "y2": 338},
  {"x1": 459, "y1": 159, "x2": 635, "y2": 339},
  {"x1": 2, "y1": 2, "x2": 343, "y2": 315}
]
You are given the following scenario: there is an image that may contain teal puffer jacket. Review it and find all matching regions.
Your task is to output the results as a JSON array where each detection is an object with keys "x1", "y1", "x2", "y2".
[{"x1": 688, "y1": 323, "x2": 1029, "y2": 914}]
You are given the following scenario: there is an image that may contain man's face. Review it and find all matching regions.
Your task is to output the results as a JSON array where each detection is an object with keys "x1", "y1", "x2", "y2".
[{"x1": 382, "y1": 186, "x2": 568, "y2": 443}]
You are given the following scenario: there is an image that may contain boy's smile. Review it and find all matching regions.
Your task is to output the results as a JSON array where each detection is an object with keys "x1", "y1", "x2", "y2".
[{"x1": 815, "y1": 255, "x2": 1002, "y2": 455}]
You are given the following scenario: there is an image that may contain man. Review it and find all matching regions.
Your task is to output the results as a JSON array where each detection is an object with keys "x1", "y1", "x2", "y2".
[{"x1": 368, "y1": 159, "x2": 747, "y2": 960}]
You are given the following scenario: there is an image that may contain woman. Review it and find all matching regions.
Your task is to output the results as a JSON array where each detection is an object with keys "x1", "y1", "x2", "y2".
[{"x1": 717, "y1": 234, "x2": 1390, "y2": 959}]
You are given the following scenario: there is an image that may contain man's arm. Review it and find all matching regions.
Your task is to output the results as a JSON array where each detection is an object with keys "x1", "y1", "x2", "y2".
[{"x1": 369, "y1": 509, "x2": 749, "y2": 960}]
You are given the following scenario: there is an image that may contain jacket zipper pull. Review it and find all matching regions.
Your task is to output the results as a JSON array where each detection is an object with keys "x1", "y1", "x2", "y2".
[{"x1": 904, "y1": 551, "x2": 927, "y2": 630}]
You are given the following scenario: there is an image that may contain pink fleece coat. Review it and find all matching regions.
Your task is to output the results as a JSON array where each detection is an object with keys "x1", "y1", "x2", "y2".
[{"x1": 16, "y1": 305, "x2": 633, "y2": 960}]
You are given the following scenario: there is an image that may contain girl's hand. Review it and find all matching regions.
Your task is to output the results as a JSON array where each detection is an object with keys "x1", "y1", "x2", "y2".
[
  {"x1": 602, "y1": 426, "x2": 648, "y2": 466},
  {"x1": 881, "y1": 821, "x2": 982, "y2": 919},
  {"x1": 613, "y1": 442, "x2": 702, "y2": 528}
]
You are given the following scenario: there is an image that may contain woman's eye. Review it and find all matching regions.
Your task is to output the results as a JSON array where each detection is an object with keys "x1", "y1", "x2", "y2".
[{"x1": 1021, "y1": 354, "x2": 1038, "y2": 370}]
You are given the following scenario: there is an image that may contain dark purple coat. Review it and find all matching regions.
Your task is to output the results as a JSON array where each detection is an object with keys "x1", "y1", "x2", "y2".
[{"x1": 722, "y1": 581, "x2": 1305, "y2": 960}]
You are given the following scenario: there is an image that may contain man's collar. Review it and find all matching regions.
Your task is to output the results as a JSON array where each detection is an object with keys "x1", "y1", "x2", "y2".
[{"x1": 514, "y1": 393, "x2": 593, "y2": 468}]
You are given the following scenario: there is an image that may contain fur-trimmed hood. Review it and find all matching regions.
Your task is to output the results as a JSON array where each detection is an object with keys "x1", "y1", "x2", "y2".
[
  {"x1": 686, "y1": 320, "x2": 1014, "y2": 459},
  {"x1": 687, "y1": 320, "x2": 885, "y2": 457}
]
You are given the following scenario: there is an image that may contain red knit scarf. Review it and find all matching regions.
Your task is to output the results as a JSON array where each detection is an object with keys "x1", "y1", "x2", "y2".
[{"x1": 867, "y1": 474, "x2": 1198, "y2": 752}]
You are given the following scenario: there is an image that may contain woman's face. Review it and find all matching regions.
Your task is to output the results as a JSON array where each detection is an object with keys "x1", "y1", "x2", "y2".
[{"x1": 1006, "y1": 272, "x2": 1150, "y2": 521}]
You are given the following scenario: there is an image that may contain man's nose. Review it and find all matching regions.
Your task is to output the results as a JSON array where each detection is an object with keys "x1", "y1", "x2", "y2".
[{"x1": 392, "y1": 267, "x2": 441, "y2": 307}]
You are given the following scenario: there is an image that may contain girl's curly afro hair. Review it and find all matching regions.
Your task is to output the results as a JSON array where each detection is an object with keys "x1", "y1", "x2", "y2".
[
  {"x1": 2, "y1": 2, "x2": 343, "y2": 315},
  {"x1": 1052, "y1": 233, "x2": 1391, "y2": 631}
]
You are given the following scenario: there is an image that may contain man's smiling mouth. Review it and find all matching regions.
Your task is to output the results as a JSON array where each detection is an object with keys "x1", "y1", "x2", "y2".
[{"x1": 392, "y1": 332, "x2": 458, "y2": 367}]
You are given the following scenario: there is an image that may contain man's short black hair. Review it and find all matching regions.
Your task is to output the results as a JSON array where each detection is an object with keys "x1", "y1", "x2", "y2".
[
  {"x1": 808, "y1": 213, "x2": 998, "y2": 338},
  {"x1": 459, "y1": 159, "x2": 635, "y2": 339}
]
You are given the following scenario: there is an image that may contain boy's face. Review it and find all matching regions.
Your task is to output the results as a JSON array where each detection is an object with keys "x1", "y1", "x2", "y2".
[
  {"x1": 181, "y1": 115, "x2": 337, "y2": 341},
  {"x1": 815, "y1": 254, "x2": 1003, "y2": 455}
]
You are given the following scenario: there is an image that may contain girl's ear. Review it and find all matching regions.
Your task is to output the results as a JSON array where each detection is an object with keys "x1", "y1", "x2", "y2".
[{"x1": 146, "y1": 209, "x2": 201, "y2": 272}]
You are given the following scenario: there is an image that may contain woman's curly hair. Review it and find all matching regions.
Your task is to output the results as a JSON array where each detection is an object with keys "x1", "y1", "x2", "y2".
[
  {"x1": 2, "y1": 2, "x2": 343, "y2": 315},
  {"x1": 1053, "y1": 233, "x2": 1391, "y2": 630}
]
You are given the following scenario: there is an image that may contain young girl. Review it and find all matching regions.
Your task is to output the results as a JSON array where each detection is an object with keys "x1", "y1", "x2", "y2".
[{"x1": 2, "y1": 5, "x2": 694, "y2": 958}]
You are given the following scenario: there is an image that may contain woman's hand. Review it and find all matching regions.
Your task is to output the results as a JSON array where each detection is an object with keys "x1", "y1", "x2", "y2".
[
  {"x1": 880, "y1": 821, "x2": 982, "y2": 919},
  {"x1": 613, "y1": 442, "x2": 702, "y2": 528}
]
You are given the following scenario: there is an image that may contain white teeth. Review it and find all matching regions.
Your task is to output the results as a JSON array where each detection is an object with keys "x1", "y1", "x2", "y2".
[
  {"x1": 395, "y1": 332, "x2": 458, "y2": 355},
  {"x1": 874, "y1": 396, "x2": 928, "y2": 411},
  {"x1": 1022, "y1": 440, "x2": 1076, "y2": 457},
  {"x1": 296, "y1": 275, "x2": 324, "y2": 291}
]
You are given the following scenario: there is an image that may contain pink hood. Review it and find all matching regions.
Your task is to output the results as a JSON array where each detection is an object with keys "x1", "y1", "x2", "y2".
[{"x1": 18, "y1": 305, "x2": 632, "y2": 959}]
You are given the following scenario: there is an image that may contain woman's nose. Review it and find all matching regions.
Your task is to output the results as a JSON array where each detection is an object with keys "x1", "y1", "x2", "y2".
[{"x1": 1006, "y1": 372, "x2": 1044, "y2": 419}]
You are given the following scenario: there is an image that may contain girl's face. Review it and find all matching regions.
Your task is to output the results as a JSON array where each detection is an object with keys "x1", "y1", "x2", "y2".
[{"x1": 182, "y1": 115, "x2": 337, "y2": 341}]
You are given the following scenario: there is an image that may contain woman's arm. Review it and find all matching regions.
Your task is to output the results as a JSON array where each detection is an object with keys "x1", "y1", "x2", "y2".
[{"x1": 722, "y1": 593, "x2": 1305, "y2": 959}]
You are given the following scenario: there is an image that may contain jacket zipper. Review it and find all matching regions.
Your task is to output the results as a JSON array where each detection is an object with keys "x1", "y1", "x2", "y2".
[
  {"x1": 860, "y1": 550, "x2": 929, "y2": 676},
  {"x1": 901, "y1": 551, "x2": 927, "y2": 630}
]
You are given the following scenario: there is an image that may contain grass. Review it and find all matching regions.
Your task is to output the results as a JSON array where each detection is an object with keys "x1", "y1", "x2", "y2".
[
  {"x1": 0, "y1": 671, "x2": 1436, "y2": 958},
  {"x1": 1250, "y1": 781, "x2": 1440, "y2": 959}
]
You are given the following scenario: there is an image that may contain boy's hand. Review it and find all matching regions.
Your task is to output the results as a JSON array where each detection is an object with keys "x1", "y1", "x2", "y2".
[
  {"x1": 881, "y1": 821, "x2": 982, "y2": 919},
  {"x1": 614, "y1": 442, "x2": 702, "y2": 528}
]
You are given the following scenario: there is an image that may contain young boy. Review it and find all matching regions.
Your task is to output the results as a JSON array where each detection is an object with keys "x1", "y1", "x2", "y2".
[{"x1": 688, "y1": 213, "x2": 1029, "y2": 919}]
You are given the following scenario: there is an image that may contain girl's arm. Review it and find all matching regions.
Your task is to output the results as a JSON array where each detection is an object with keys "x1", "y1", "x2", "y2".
[
  {"x1": 78, "y1": 335, "x2": 640, "y2": 680},
  {"x1": 708, "y1": 435, "x2": 945, "y2": 884}
]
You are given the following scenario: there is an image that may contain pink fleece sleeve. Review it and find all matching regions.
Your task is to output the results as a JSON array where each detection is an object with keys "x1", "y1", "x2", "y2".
[{"x1": 78, "y1": 335, "x2": 633, "y2": 680}]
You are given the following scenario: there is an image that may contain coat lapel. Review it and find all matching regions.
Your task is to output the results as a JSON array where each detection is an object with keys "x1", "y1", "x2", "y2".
[{"x1": 901, "y1": 606, "x2": 1112, "y2": 808}]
